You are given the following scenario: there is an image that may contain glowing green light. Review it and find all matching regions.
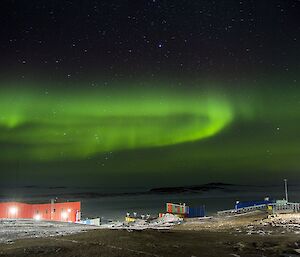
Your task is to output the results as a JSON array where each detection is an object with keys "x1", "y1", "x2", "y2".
[{"x1": 0, "y1": 83, "x2": 233, "y2": 161}]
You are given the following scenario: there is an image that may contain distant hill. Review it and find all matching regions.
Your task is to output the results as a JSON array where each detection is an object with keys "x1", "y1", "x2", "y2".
[
  {"x1": 1, "y1": 183, "x2": 237, "y2": 200},
  {"x1": 149, "y1": 182, "x2": 235, "y2": 194}
]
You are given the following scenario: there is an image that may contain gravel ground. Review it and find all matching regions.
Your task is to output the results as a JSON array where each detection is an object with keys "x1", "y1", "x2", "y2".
[
  {"x1": 0, "y1": 229, "x2": 300, "y2": 257},
  {"x1": 1, "y1": 213, "x2": 300, "y2": 257},
  {"x1": 0, "y1": 219, "x2": 97, "y2": 244}
]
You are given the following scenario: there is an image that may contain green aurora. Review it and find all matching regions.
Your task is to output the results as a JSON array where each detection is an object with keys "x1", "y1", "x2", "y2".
[
  {"x1": 1, "y1": 78, "x2": 300, "y2": 185},
  {"x1": 0, "y1": 83, "x2": 235, "y2": 161}
]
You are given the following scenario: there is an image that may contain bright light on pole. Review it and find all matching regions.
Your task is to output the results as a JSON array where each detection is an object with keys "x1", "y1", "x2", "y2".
[
  {"x1": 61, "y1": 212, "x2": 68, "y2": 221},
  {"x1": 9, "y1": 207, "x2": 18, "y2": 216},
  {"x1": 34, "y1": 214, "x2": 41, "y2": 221}
]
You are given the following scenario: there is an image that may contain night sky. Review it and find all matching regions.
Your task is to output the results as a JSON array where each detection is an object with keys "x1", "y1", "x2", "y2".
[{"x1": 0, "y1": 1, "x2": 300, "y2": 188}]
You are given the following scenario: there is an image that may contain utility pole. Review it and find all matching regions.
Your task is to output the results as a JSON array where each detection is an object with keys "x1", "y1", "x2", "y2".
[{"x1": 284, "y1": 179, "x2": 288, "y2": 203}]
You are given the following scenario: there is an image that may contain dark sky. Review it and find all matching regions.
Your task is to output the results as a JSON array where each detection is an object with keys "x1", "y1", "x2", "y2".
[
  {"x1": 0, "y1": 0, "x2": 300, "y2": 189},
  {"x1": 1, "y1": 0, "x2": 299, "y2": 77}
]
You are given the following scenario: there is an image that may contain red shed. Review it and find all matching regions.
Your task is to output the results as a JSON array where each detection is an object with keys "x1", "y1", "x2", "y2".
[{"x1": 0, "y1": 201, "x2": 81, "y2": 223}]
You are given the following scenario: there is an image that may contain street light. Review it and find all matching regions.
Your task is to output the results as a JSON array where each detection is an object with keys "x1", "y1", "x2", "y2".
[
  {"x1": 34, "y1": 214, "x2": 41, "y2": 221},
  {"x1": 9, "y1": 206, "x2": 18, "y2": 216},
  {"x1": 61, "y1": 212, "x2": 68, "y2": 221}
]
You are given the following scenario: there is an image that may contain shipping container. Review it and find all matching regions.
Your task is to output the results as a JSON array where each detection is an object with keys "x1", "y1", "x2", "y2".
[
  {"x1": 165, "y1": 202, "x2": 206, "y2": 218},
  {"x1": 187, "y1": 206, "x2": 205, "y2": 218},
  {"x1": 125, "y1": 216, "x2": 136, "y2": 222},
  {"x1": 166, "y1": 203, "x2": 188, "y2": 214},
  {"x1": 158, "y1": 213, "x2": 165, "y2": 218},
  {"x1": 79, "y1": 218, "x2": 100, "y2": 226}
]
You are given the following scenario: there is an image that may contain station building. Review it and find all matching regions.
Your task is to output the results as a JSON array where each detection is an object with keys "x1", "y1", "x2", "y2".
[{"x1": 0, "y1": 201, "x2": 81, "y2": 222}]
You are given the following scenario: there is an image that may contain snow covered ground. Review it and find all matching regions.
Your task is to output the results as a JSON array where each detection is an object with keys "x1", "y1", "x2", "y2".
[
  {"x1": 100, "y1": 213, "x2": 183, "y2": 230},
  {"x1": 0, "y1": 219, "x2": 97, "y2": 244},
  {"x1": 0, "y1": 215, "x2": 181, "y2": 244}
]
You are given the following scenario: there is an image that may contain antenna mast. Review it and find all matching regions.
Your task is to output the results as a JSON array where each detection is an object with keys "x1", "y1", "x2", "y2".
[{"x1": 284, "y1": 179, "x2": 288, "y2": 203}]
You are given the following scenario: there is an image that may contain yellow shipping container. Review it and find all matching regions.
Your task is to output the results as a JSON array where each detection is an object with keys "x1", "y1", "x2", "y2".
[{"x1": 125, "y1": 216, "x2": 136, "y2": 222}]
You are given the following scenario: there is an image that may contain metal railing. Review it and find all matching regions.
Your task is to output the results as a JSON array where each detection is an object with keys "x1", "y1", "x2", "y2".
[
  {"x1": 218, "y1": 202, "x2": 300, "y2": 216},
  {"x1": 270, "y1": 202, "x2": 300, "y2": 213},
  {"x1": 217, "y1": 204, "x2": 267, "y2": 216}
]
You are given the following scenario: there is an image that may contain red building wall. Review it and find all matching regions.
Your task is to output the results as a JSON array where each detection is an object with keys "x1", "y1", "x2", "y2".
[
  {"x1": 0, "y1": 201, "x2": 81, "y2": 222},
  {"x1": 0, "y1": 202, "x2": 32, "y2": 219}
]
